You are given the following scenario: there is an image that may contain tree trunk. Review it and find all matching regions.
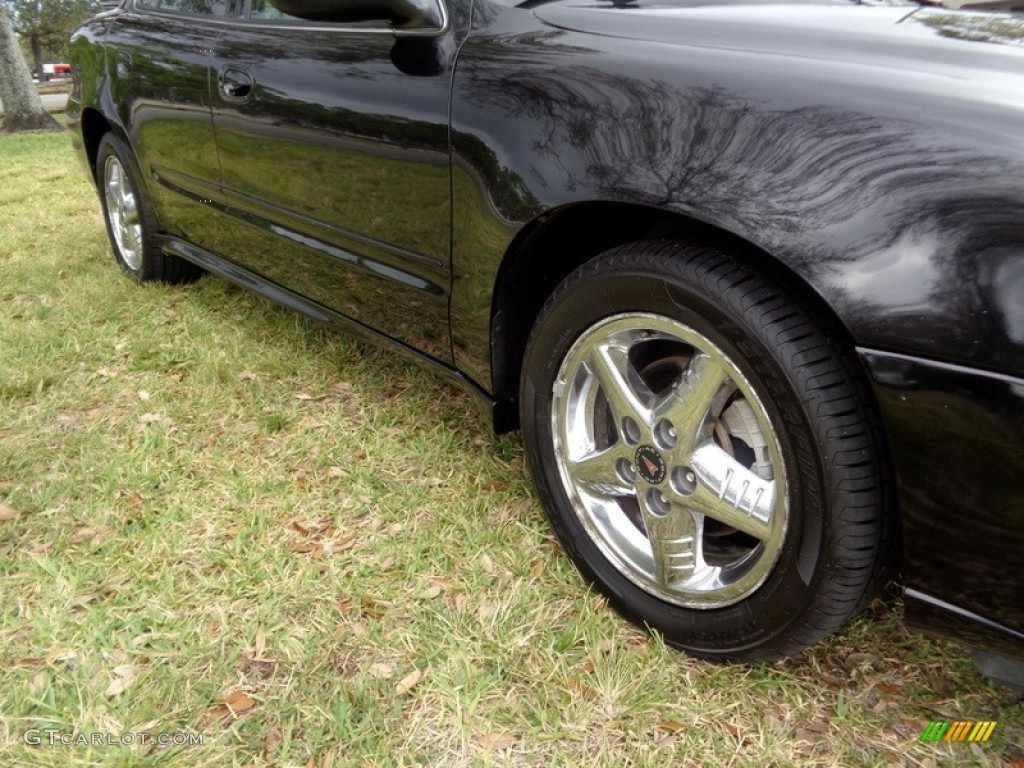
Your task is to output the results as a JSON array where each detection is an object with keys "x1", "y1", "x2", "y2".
[
  {"x1": 0, "y1": 4, "x2": 60, "y2": 133},
  {"x1": 30, "y1": 35, "x2": 43, "y2": 79}
]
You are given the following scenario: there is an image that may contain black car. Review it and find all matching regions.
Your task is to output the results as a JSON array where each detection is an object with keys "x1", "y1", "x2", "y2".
[{"x1": 67, "y1": 0, "x2": 1024, "y2": 684}]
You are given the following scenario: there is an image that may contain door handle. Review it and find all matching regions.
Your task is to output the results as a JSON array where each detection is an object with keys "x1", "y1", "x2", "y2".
[{"x1": 219, "y1": 66, "x2": 253, "y2": 101}]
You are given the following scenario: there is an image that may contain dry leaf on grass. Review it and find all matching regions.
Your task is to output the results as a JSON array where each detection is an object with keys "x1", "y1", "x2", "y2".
[
  {"x1": 369, "y1": 663, "x2": 394, "y2": 680},
  {"x1": 262, "y1": 726, "x2": 283, "y2": 759},
  {"x1": 218, "y1": 691, "x2": 258, "y2": 713},
  {"x1": 567, "y1": 678, "x2": 590, "y2": 696},
  {"x1": 104, "y1": 665, "x2": 138, "y2": 697},
  {"x1": 476, "y1": 732, "x2": 518, "y2": 750},
  {"x1": 418, "y1": 585, "x2": 442, "y2": 600},
  {"x1": 396, "y1": 668, "x2": 422, "y2": 695},
  {"x1": 326, "y1": 532, "x2": 358, "y2": 553},
  {"x1": 29, "y1": 670, "x2": 46, "y2": 695},
  {"x1": 45, "y1": 649, "x2": 76, "y2": 663},
  {"x1": 794, "y1": 728, "x2": 819, "y2": 747},
  {"x1": 657, "y1": 720, "x2": 686, "y2": 733},
  {"x1": 480, "y1": 554, "x2": 495, "y2": 574},
  {"x1": 252, "y1": 629, "x2": 267, "y2": 660},
  {"x1": 0, "y1": 504, "x2": 20, "y2": 521},
  {"x1": 68, "y1": 592, "x2": 101, "y2": 609},
  {"x1": 70, "y1": 526, "x2": 97, "y2": 543},
  {"x1": 720, "y1": 721, "x2": 743, "y2": 740}
]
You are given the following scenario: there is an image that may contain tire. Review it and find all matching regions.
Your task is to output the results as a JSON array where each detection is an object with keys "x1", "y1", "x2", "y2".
[
  {"x1": 520, "y1": 240, "x2": 892, "y2": 661},
  {"x1": 96, "y1": 132, "x2": 203, "y2": 284}
]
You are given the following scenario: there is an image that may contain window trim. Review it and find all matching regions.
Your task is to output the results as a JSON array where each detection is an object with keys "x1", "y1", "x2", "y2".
[
  {"x1": 129, "y1": 0, "x2": 448, "y2": 35},
  {"x1": 133, "y1": 0, "x2": 237, "y2": 20}
]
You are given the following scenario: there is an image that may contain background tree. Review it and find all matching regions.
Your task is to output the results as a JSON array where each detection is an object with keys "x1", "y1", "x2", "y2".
[
  {"x1": 0, "y1": 1, "x2": 59, "y2": 132},
  {"x1": 5, "y1": 0, "x2": 97, "y2": 76}
]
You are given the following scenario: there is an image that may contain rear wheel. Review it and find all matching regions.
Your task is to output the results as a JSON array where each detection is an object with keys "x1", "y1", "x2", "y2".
[
  {"x1": 97, "y1": 133, "x2": 202, "y2": 284},
  {"x1": 520, "y1": 240, "x2": 891, "y2": 661}
]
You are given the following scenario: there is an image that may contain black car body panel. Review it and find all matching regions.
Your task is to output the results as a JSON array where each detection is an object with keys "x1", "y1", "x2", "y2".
[
  {"x1": 203, "y1": 19, "x2": 464, "y2": 362},
  {"x1": 67, "y1": 0, "x2": 1024, "y2": 663},
  {"x1": 862, "y1": 350, "x2": 1024, "y2": 656}
]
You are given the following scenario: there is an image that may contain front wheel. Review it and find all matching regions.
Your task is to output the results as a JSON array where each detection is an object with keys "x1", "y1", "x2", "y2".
[
  {"x1": 520, "y1": 241, "x2": 891, "y2": 661},
  {"x1": 96, "y1": 132, "x2": 203, "y2": 284}
]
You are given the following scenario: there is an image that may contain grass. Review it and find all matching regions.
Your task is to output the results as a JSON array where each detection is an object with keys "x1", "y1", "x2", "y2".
[{"x1": 1, "y1": 130, "x2": 1022, "y2": 768}]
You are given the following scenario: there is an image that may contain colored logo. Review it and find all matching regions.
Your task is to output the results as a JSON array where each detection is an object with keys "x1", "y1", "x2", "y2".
[
  {"x1": 920, "y1": 721, "x2": 997, "y2": 742},
  {"x1": 635, "y1": 445, "x2": 666, "y2": 484}
]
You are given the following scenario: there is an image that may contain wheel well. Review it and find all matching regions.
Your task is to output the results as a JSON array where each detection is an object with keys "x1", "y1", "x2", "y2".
[
  {"x1": 80, "y1": 107, "x2": 113, "y2": 184},
  {"x1": 489, "y1": 201, "x2": 857, "y2": 434}
]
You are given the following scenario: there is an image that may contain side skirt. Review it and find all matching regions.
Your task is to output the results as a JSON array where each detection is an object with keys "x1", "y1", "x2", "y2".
[
  {"x1": 904, "y1": 588, "x2": 1024, "y2": 690},
  {"x1": 157, "y1": 234, "x2": 501, "y2": 424}
]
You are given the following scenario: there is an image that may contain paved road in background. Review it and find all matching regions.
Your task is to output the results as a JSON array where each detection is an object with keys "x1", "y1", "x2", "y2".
[
  {"x1": 39, "y1": 92, "x2": 70, "y2": 111},
  {"x1": 0, "y1": 89, "x2": 70, "y2": 117}
]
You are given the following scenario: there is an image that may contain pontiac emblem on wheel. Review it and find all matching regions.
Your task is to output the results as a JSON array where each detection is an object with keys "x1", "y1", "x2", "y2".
[{"x1": 635, "y1": 445, "x2": 667, "y2": 484}]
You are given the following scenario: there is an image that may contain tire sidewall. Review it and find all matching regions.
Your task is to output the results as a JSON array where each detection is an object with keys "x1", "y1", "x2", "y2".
[
  {"x1": 522, "y1": 258, "x2": 833, "y2": 658},
  {"x1": 96, "y1": 133, "x2": 153, "y2": 282}
]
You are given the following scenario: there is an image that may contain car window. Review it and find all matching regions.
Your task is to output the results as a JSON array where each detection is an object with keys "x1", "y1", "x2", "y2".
[
  {"x1": 137, "y1": 0, "x2": 232, "y2": 14},
  {"x1": 247, "y1": 0, "x2": 299, "y2": 19},
  {"x1": 244, "y1": 0, "x2": 387, "y2": 24}
]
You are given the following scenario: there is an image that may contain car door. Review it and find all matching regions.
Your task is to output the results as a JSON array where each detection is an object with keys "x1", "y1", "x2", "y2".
[
  {"x1": 106, "y1": 0, "x2": 236, "y2": 243},
  {"x1": 205, "y1": 0, "x2": 464, "y2": 363}
]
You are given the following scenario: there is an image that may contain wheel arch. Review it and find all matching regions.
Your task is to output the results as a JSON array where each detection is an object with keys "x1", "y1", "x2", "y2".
[
  {"x1": 80, "y1": 106, "x2": 116, "y2": 185},
  {"x1": 80, "y1": 105, "x2": 167, "y2": 235},
  {"x1": 489, "y1": 202, "x2": 862, "y2": 434}
]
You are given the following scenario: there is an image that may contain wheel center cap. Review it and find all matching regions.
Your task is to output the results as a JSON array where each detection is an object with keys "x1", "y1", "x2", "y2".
[{"x1": 635, "y1": 445, "x2": 666, "y2": 484}]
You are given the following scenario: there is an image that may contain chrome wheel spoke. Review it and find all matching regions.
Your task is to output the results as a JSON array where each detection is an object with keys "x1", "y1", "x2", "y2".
[
  {"x1": 121, "y1": 195, "x2": 139, "y2": 227},
  {"x1": 567, "y1": 446, "x2": 635, "y2": 497},
  {"x1": 638, "y1": 493, "x2": 703, "y2": 588},
  {"x1": 688, "y1": 443, "x2": 776, "y2": 541},
  {"x1": 586, "y1": 342, "x2": 654, "y2": 426},
  {"x1": 653, "y1": 353, "x2": 731, "y2": 451}
]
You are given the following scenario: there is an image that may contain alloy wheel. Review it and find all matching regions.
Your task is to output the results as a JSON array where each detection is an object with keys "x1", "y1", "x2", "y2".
[{"x1": 551, "y1": 312, "x2": 789, "y2": 608}]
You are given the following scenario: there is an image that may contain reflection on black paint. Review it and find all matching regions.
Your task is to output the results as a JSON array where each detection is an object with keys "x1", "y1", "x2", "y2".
[
  {"x1": 451, "y1": 3, "x2": 1024, "y2": 386},
  {"x1": 105, "y1": 14, "x2": 225, "y2": 245},
  {"x1": 390, "y1": 36, "x2": 450, "y2": 77},
  {"x1": 201, "y1": 21, "x2": 466, "y2": 362},
  {"x1": 866, "y1": 350, "x2": 1024, "y2": 637},
  {"x1": 916, "y1": 9, "x2": 1024, "y2": 47}
]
